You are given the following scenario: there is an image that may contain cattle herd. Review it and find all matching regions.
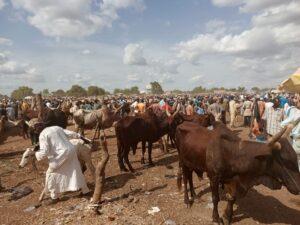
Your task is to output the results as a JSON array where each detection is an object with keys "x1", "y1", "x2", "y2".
[{"x1": 0, "y1": 93, "x2": 300, "y2": 225}]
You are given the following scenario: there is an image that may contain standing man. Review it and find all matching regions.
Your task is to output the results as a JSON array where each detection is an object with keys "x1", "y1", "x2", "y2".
[
  {"x1": 262, "y1": 98, "x2": 284, "y2": 136},
  {"x1": 35, "y1": 126, "x2": 90, "y2": 205},
  {"x1": 186, "y1": 100, "x2": 194, "y2": 116},
  {"x1": 229, "y1": 96, "x2": 238, "y2": 128},
  {"x1": 243, "y1": 97, "x2": 253, "y2": 127}
]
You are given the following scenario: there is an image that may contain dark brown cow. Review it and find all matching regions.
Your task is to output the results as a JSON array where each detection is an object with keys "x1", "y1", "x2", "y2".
[
  {"x1": 176, "y1": 122, "x2": 300, "y2": 225},
  {"x1": 0, "y1": 115, "x2": 28, "y2": 144},
  {"x1": 115, "y1": 108, "x2": 170, "y2": 172}
]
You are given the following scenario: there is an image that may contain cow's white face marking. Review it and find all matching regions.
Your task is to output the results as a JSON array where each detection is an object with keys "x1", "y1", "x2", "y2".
[{"x1": 19, "y1": 148, "x2": 35, "y2": 168}]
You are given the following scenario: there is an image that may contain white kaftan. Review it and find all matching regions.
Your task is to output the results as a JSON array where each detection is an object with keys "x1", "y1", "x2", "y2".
[{"x1": 35, "y1": 126, "x2": 89, "y2": 199}]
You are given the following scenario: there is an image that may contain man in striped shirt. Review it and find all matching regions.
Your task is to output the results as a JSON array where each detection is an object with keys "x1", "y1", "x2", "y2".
[{"x1": 262, "y1": 98, "x2": 284, "y2": 136}]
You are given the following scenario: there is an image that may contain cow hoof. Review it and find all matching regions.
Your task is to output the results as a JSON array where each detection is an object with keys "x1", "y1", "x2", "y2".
[
  {"x1": 148, "y1": 162, "x2": 155, "y2": 167},
  {"x1": 141, "y1": 159, "x2": 145, "y2": 164},
  {"x1": 120, "y1": 168, "x2": 129, "y2": 172},
  {"x1": 212, "y1": 218, "x2": 223, "y2": 225},
  {"x1": 221, "y1": 216, "x2": 230, "y2": 225}
]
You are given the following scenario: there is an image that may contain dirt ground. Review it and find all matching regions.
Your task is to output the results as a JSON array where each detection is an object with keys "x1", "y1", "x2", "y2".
[{"x1": 0, "y1": 122, "x2": 300, "y2": 225}]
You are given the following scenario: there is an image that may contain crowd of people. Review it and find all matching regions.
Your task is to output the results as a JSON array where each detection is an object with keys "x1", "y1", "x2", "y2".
[{"x1": 1, "y1": 92, "x2": 300, "y2": 140}]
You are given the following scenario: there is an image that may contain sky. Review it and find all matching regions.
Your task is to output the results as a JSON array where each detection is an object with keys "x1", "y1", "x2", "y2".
[{"x1": 0, "y1": 0, "x2": 299, "y2": 95}]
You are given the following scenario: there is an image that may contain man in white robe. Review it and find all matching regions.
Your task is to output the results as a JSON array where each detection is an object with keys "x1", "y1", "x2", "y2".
[{"x1": 35, "y1": 126, "x2": 89, "y2": 204}]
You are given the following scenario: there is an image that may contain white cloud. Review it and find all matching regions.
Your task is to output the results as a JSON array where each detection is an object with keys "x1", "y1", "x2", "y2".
[
  {"x1": 0, "y1": 37, "x2": 13, "y2": 46},
  {"x1": 252, "y1": 2, "x2": 300, "y2": 27},
  {"x1": 211, "y1": 0, "x2": 243, "y2": 7},
  {"x1": 0, "y1": 0, "x2": 5, "y2": 10},
  {"x1": 205, "y1": 19, "x2": 226, "y2": 32},
  {"x1": 159, "y1": 74, "x2": 174, "y2": 84},
  {"x1": 189, "y1": 75, "x2": 203, "y2": 82},
  {"x1": 177, "y1": 1, "x2": 300, "y2": 69},
  {"x1": 0, "y1": 51, "x2": 42, "y2": 84},
  {"x1": 175, "y1": 0, "x2": 300, "y2": 86},
  {"x1": 127, "y1": 74, "x2": 141, "y2": 82},
  {"x1": 58, "y1": 73, "x2": 92, "y2": 86},
  {"x1": 11, "y1": 0, "x2": 145, "y2": 38},
  {"x1": 149, "y1": 59, "x2": 179, "y2": 74},
  {"x1": 0, "y1": 52, "x2": 30, "y2": 75},
  {"x1": 211, "y1": 0, "x2": 293, "y2": 13},
  {"x1": 123, "y1": 43, "x2": 147, "y2": 65},
  {"x1": 81, "y1": 49, "x2": 91, "y2": 55}
]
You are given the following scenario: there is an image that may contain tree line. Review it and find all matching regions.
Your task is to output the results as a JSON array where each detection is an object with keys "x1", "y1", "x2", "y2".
[{"x1": 7, "y1": 82, "x2": 271, "y2": 100}]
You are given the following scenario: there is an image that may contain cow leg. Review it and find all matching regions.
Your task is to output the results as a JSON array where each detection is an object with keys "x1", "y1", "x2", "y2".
[
  {"x1": 182, "y1": 166, "x2": 191, "y2": 207},
  {"x1": 158, "y1": 138, "x2": 165, "y2": 152},
  {"x1": 177, "y1": 161, "x2": 183, "y2": 191},
  {"x1": 222, "y1": 181, "x2": 237, "y2": 225},
  {"x1": 170, "y1": 135, "x2": 176, "y2": 148},
  {"x1": 148, "y1": 142, "x2": 154, "y2": 166},
  {"x1": 124, "y1": 146, "x2": 134, "y2": 173},
  {"x1": 210, "y1": 176, "x2": 222, "y2": 224},
  {"x1": 141, "y1": 141, "x2": 146, "y2": 164},
  {"x1": 117, "y1": 140, "x2": 128, "y2": 172},
  {"x1": 79, "y1": 148, "x2": 95, "y2": 181},
  {"x1": 132, "y1": 143, "x2": 137, "y2": 155},
  {"x1": 163, "y1": 135, "x2": 168, "y2": 153},
  {"x1": 188, "y1": 170, "x2": 197, "y2": 201}
]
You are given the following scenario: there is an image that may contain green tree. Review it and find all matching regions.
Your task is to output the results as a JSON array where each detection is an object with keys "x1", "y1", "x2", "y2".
[
  {"x1": 87, "y1": 86, "x2": 106, "y2": 96},
  {"x1": 251, "y1": 87, "x2": 260, "y2": 93},
  {"x1": 42, "y1": 89, "x2": 50, "y2": 97},
  {"x1": 11, "y1": 86, "x2": 34, "y2": 99},
  {"x1": 171, "y1": 89, "x2": 183, "y2": 94},
  {"x1": 113, "y1": 88, "x2": 122, "y2": 94},
  {"x1": 150, "y1": 81, "x2": 164, "y2": 94},
  {"x1": 113, "y1": 86, "x2": 140, "y2": 95},
  {"x1": 129, "y1": 86, "x2": 140, "y2": 95},
  {"x1": 191, "y1": 86, "x2": 206, "y2": 93},
  {"x1": 237, "y1": 86, "x2": 246, "y2": 93},
  {"x1": 66, "y1": 85, "x2": 87, "y2": 97},
  {"x1": 52, "y1": 89, "x2": 66, "y2": 97}
]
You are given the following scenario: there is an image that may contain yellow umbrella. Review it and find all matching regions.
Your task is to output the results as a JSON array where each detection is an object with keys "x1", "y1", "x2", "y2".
[{"x1": 280, "y1": 67, "x2": 300, "y2": 93}]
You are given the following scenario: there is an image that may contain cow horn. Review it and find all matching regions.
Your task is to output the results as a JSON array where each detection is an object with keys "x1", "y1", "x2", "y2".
[
  {"x1": 172, "y1": 103, "x2": 180, "y2": 117},
  {"x1": 25, "y1": 120, "x2": 30, "y2": 126},
  {"x1": 114, "y1": 105, "x2": 122, "y2": 114},
  {"x1": 268, "y1": 126, "x2": 287, "y2": 146}
]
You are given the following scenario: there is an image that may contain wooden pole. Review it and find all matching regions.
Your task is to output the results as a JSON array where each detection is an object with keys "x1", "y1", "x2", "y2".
[{"x1": 90, "y1": 131, "x2": 109, "y2": 212}]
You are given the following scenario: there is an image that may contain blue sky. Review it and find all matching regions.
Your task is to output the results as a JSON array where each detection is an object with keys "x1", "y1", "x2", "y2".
[{"x1": 0, "y1": 0, "x2": 299, "y2": 94}]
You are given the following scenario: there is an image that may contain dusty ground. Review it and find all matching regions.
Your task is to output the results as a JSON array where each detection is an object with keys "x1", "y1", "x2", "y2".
[{"x1": 0, "y1": 123, "x2": 300, "y2": 225}]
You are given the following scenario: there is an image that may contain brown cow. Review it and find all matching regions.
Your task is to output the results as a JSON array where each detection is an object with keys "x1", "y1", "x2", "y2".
[
  {"x1": 176, "y1": 122, "x2": 300, "y2": 225},
  {"x1": 115, "y1": 108, "x2": 172, "y2": 172}
]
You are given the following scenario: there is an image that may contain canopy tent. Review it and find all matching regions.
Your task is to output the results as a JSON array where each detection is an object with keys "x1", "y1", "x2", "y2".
[{"x1": 280, "y1": 68, "x2": 300, "y2": 93}]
